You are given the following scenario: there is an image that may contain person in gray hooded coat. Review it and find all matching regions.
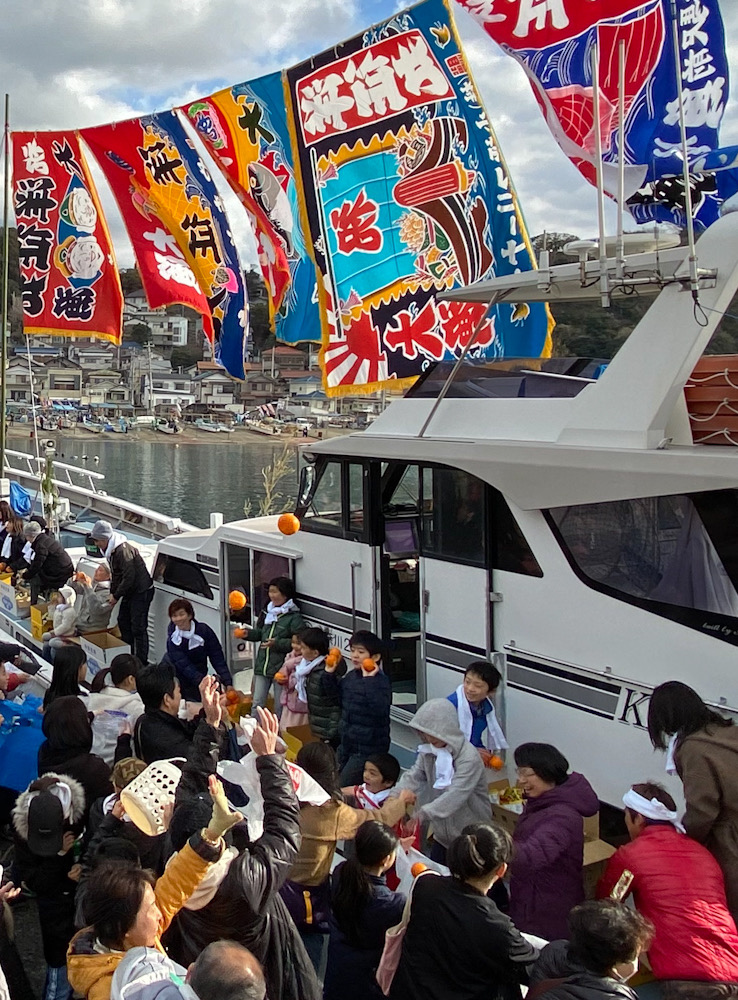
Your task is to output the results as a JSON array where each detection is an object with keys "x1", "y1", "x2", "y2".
[{"x1": 391, "y1": 698, "x2": 492, "y2": 863}]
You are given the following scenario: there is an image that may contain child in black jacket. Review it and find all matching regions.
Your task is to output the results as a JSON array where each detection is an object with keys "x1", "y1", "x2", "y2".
[{"x1": 322, "y1": 631, "x2": 392, "y2": 786}]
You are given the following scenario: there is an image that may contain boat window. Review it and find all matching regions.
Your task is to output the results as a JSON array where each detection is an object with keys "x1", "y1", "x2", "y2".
[
  {"x1": 492, "y1": 492, "x2": 543, "y2": 577},
  {"x1": 348, "y1": 463, "x2": 365, "y2": 534},
  {"x1": 422, "y1": 467, "x2": 486, "y2": 566},
  {"x1": 153, "y1": 554, "x2": 213, "y2": 600},
  {"x1": 548, "y1": 490, "x2": 738, "y2": 642},
  {"x1": 225, "y1": 544, "x2": 251, "y2": 625},
  {"x1": 301, "y1": 460, "x2": 343, "y2": 534},
  {"x1": 383, "y1": 464, "x2": 420, "y2": 516}
]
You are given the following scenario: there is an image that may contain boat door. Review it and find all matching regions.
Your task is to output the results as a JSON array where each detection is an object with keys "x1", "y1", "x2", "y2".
[{"x1": 418, "y1": 466, "x2": 491, "y2": 705}]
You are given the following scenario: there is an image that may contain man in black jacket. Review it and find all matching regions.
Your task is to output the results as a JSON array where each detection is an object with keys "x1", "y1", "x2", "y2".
[
  {"x1": 90, "y1": 519, "x2": 154, "y2": 663},
  {"x1": 132, "y1": 662, "x2": 220, "y2": 764},
  {"x1": 20, "y1": 521, "x2": 74, "y2": 603},
  {"x1": 162, "y1": 707, "x2": 321, "y2": 1000}
]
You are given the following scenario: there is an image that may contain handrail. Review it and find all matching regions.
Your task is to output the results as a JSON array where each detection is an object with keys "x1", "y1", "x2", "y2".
[{"x1": 5, "y1": 449, "x2": 106, "y2": 481}]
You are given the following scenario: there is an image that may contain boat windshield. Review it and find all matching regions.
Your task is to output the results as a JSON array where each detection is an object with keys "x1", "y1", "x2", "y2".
[{"x1": 406, "y1": 357, "x2": 608, "y2": 400}]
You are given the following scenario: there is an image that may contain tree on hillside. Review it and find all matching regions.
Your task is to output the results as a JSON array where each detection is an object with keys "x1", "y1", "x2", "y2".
[
  {"x1": 127, "y1": 323, "x2": 151, "y2": 346},
  {"x1": 120, "y1": 268, "x2": 143, "y2": 295}
]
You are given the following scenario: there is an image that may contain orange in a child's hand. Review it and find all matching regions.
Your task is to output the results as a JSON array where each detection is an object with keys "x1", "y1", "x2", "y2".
[
  {"x1": 274, "y1": 672, "x2": 287, "y2": 684},
  {"x1": 489, "y1": 755, "x2": 505, "y2": 771},
  {"x1": 325, "y1": 654, "x2": 339, "y2": 668},
  {"x1": 362, "y1": 658, "x2": 377, "y2": 671},
  {"x1": 233, "y1": 627, "x2": 247, "y2": 639}
]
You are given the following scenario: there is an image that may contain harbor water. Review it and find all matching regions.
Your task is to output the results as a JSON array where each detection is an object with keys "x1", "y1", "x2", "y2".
[{"x1": 9, "y1": 432, "x2": 298, "y2": 528}]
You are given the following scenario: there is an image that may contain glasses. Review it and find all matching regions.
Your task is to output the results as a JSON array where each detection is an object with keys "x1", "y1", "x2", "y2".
[{"x1": 515, "y1": 768, "x2": 537, "y2": 779}]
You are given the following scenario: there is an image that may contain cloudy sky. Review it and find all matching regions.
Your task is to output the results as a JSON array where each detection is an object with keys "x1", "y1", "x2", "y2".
[{"x1": 3, "y1": 0, "x2": 738, "y2": 267}]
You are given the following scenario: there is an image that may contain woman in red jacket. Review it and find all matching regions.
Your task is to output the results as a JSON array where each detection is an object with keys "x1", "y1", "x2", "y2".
[{"x1": 597, "y1": 781, "x2": 738, "y2": 998}]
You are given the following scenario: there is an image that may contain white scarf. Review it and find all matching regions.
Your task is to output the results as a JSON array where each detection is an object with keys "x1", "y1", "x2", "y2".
[
  {"x1": 453, "y1": 684, "x2": 508, "y2": 752},
  {"x1": 170, "y1": 621, "x2": 205, "y2": 650},
  {"x1": 418, "y1": 743, "x2": 455, "y2": 789},
  {"x1": 22, "y1": 541, "x2": 34, "y2": 562},
  {"x1": 355, "y1": 783, "x2": 392, "y2": 810},
  {"x1": 102, "y1": 792, "x2": 132, "y2": 824},
  {"x1": 167, "y1": 845, "x2": 238, "y2": 910},
  {"x1": 665, "y1": 733, "x2": 679, "y2": 776},
  {"x1": 295, "y1": 654, "x2": 325, "y2": 704},
  {"x1": 263, "y1": 598, "x2": 298, "y2": 625},
  {"x1": 1, "y1": 533, "x2": 12, "y2": 560},
  {"x1": 622, "y1": 788, "x2": 686, "y2": 833},
  {"x1": 104, "y1": 531, "x2": 128, "y2": 559}
]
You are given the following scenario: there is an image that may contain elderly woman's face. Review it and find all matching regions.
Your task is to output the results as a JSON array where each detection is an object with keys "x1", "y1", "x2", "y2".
[{"x1": 516, "y1": 767, "x2": 555, "y2": 799}]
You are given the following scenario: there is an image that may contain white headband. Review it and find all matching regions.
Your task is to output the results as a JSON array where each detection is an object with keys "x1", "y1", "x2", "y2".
[{"x1": 623, "y1": 788, "x2": 685, "y2": 833}]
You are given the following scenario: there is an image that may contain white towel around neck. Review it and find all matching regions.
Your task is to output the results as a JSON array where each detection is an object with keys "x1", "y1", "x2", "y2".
[
  {"x1": 170, "y1": 622, "x2": 204, "y2": 650},
  {"x1": 665, "y1": 733, "x2": 679, "y2": 776},
  {"x1": 1, "y1": 534, "x2": 12, "y2": 560},
  {"x1": 295, "y1": 654, "x2": 325, "y2": 704},
  {"x1": 263, "y1": 598, "x2": 298, "y2": 624},
  {"x1": 453, "y1": 684, "x2": 508, "y2": 752},
  {"x1": 418, "y1": 743, "x2": 455, "y2": 789},
  {"x1": 22, "y1": 541, "x2": 34, "y2": 562}
]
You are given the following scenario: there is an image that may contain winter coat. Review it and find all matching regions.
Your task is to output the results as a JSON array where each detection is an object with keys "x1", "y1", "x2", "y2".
[
  {"x1": 675, "y1": 723, "x2": 738, "y2": 922},
  {"x1": 109, "y1": 947, "x2": 190, "y2": 1000},
  {"x1": 287, "y1": 796, "x2": 408, "y2": 887},
  {"x1": 163, "y1": 755, "x2": 322, "y2": 1000},
  {"x1": 50, "y1": 602, "x2": 78, "y2": 637},
  {"x1": 23, "y1": 534, "x2": 74, "y2": 589},
  {"x1": 165, "y1": 620, "x2": 232, "y2": 702},
  {"x1": 394, "y1": 699, "x2": 492, "y2": 848},
  {"x1": 84, "y1": 798, "x2": 166, "y2": 875},
  {"x1": 86, "y1": 686, "x2": 144, "y2": 723},
  {"x1": 305, "y1": 660, "x2": 344, "y2": 742},
  {"x1": 133, "y1": 710, "x2": 206, "y2": 765},
  {"x1": 12, "y1": 773, "x2": 86, "y2": 968},
  {"x1": 74, "y1": 579, "x2": 113, "y2": 634},
  {"x1": 108, "y1": 540, "x2": 153, "y2": 602},
  {"x1": 37, "y1": 746, "x2": 113, "y2": 827},
  {"x1": 67, "y1": 830, "x2": 224, "y2": 1000},
  {"x1": 597, "y1": 824, "x2": 738, "y2": 982},
  {"x1": 4, "y1": 531, "x2": 28, "y2": 573},
  {"x1": 529, "y1": 941, "x2": 637, "y2": 1000},
  {"x1": 389, "y1": 873, "x2": 538, "y2": 1000},
  {"x1": 280, "y1": 649, "x2": 308, "y2": 714},
  {"x1": 323, "y1": 665, "x2": 391, "y2": 760},
  {"x1": 323, "y1": 869, "x2": 405, "y2": 1000},
  {"x1": 243, "y1": 606, "x2": 305, "y2": 678},
  {"x1": 508, "y1": 772, "x2": 599, "y2": 942}
]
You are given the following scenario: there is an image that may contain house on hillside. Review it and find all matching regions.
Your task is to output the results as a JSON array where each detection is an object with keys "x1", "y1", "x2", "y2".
[
  {"x1": 5, "y1": 357, "x2": 46, "y2": 404},
  {"x1": 237, "y1": 372, "x2": 283, "y2": 410},
  {"x1": 260, "y1": 345, "x2": 308, "y2": 374},
  {"x1": 46, "y1": 359, "x2": 83, "y2": 401},
  {"x1": 192, "y1": 368, "x2": 239, "y2": 410}
]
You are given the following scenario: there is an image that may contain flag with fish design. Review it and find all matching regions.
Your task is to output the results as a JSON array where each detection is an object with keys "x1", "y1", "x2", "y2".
[
  {"x1": 82, "y1": 120, "x2": 214, "y2": 344},
  {"x1": 82, "y1": 112, "x2": 247, "y2": 378},
  {"x1": 285, "y1": 0, "x2": 551, "y2": 395},
  {"x1": 183, "y1": 72, "x2": 321, "y2": 344},
  {"x1": 456, "y1": 0, "x2": 736, "y2": 228},
  {"x1": 12, "y1": 131, "x2": 123, "y2": 342}
]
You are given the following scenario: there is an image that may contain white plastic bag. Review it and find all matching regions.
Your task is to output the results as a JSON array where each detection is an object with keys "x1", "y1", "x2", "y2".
[
  {"x1": 394, "y1": 845, "x2": 449, "y2": 897},
  {"x1": 217, "y1": 753, "x2": 329, "y2": 840}
]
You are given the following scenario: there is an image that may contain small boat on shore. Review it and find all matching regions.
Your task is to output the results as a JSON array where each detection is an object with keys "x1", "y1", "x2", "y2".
[
  {"x1": 155, "y1": 418, "x2": 180, "y2": 435},
  {"x1": 194, "y1": 418, "x2": 221, "y2": 433},
  {"x1": 81, "y1": 420, "x2": 104, "y2": 434},
  {"x1": 216, "y1": 423, "x2": 235, "y2": 433}
]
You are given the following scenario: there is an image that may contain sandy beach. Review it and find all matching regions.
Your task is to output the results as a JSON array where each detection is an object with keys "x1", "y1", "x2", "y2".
[{"x1": 5, "y1": 421, "x2": 348, "y2": 447}]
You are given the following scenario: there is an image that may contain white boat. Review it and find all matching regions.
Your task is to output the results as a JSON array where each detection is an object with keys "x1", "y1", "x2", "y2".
[
  {"x1": 150, "y1": 214, "x2": 738, "y2": 812},
  {"x1": 81, "y1": 420, "x2": 104, "y2": 434},
  {"x1": 195, "y1": 418, "x2": 221, "y2": 433},
  {"x1": 155, "y1": 418, "x2": 180, "y2": 435},
  {"x1": 217, "y1": 423, "x2": 235, "y2": 433}
]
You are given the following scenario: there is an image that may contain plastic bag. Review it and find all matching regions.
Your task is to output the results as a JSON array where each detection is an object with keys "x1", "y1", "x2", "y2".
[
  {"x1": 217, "y1": 753, "x2": 329, "y2": 840},
  {"x1": 394, "y1": 845, "x2": 449, "y2": 897}
]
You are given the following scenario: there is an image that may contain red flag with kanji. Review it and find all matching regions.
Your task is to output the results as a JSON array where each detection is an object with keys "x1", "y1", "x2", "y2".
[{"x1": 12, "y1": 131, "x2": 123, "y2": 342}]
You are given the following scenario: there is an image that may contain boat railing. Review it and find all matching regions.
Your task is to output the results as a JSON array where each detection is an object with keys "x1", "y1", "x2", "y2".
[{"x1": 5, "y1": 449, "x2": 106, "y2": 493}]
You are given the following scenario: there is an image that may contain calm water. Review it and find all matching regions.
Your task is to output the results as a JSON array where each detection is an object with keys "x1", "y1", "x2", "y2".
[{"x1": 11, "y1": 432, "x2": 299, "y2": 528}]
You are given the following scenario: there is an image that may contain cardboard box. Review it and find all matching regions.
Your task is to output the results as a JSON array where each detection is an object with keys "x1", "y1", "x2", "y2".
[
  {"x1": 583, "y1": 839, "x2": 616, "y2": 899},
  {"x1": 0, "y1": 581, "x2": 30, "y2": 620},
  {"x1": 30, "y1": 602, "x2": 50, "y2": 639},
  {"x1": 80, "y1": 630, "x2": 131, "y2": 676},
  {"x1": 283, "y1": 724, "x2": 319, "y2": 763}
]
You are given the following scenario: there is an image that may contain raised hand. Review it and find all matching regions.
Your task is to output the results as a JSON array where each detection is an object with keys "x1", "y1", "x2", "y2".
[
  {"x1": 200, "y1": 676, "x2": 222, "y2": 728},
  {"x1": 206, "y1": 774, "x2": 242, "y2": 841},
  {"x1": 250, "y1": 706, "x2": 279, "y2": 756}
]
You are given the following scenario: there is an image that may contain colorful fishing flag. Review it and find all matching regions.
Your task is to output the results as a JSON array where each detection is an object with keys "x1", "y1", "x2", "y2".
[
  {"x1": 82, "y1": 112, "x2": 248, "y2": 378},
  {"x1": 456, "y1": 0, "x2": 735, "y2": 228},
  {"x1": 285, "y1": 0, "x2": 550, "y2": 395},
  {"x1": 12, "y1": 131, "x2": 123, "y2": 342},
  {"x1": 183, "y1": 72, "x2": 321, "y2": 345}
]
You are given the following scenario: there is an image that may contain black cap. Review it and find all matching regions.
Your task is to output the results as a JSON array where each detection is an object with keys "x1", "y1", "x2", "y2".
[{"x1": 27, "y1": 791, "x2": 64, "y2": 856}]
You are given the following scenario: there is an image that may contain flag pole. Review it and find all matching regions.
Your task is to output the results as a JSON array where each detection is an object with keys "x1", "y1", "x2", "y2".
[
  {"x1": 1, "y1": 94, "x2": 10, "y2": 497},
  {"x1": 669, "y1": 0, "x2": 699, "y2": 299}
]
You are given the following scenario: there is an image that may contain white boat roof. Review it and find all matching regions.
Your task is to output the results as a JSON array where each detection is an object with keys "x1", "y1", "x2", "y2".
[{"x1": 307, "y1": 213, "x2": 738, "y2": 511}]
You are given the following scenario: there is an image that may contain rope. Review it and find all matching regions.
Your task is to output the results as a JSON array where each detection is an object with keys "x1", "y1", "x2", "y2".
[
  {"x1": 688, "y1": 399, "x2": 738, "y2": 422},
  {"x1": 687, "y1": 369, "x2": 738, "y2": 391},
  {"x1": 693, "y1": 427, "x2": 738, "y2": 445}
]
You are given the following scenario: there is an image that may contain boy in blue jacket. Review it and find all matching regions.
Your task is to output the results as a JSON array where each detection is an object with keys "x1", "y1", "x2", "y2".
[{"x1": 323, "y1": 631, "x2": 392, "y2": 786}]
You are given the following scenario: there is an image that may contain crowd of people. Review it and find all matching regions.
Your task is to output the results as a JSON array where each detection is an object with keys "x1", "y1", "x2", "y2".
[{"x1": 0, "y1": 549, "x2": 736, "y2": 1000}]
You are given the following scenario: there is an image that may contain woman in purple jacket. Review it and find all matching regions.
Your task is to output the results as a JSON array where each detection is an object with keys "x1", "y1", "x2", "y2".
[
  {"x1": 508, "y1": 743, "x2": 599, "y2": 942},
  {"x1": 166, "y1": 598, "x2": 232, "y2": 705}
]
